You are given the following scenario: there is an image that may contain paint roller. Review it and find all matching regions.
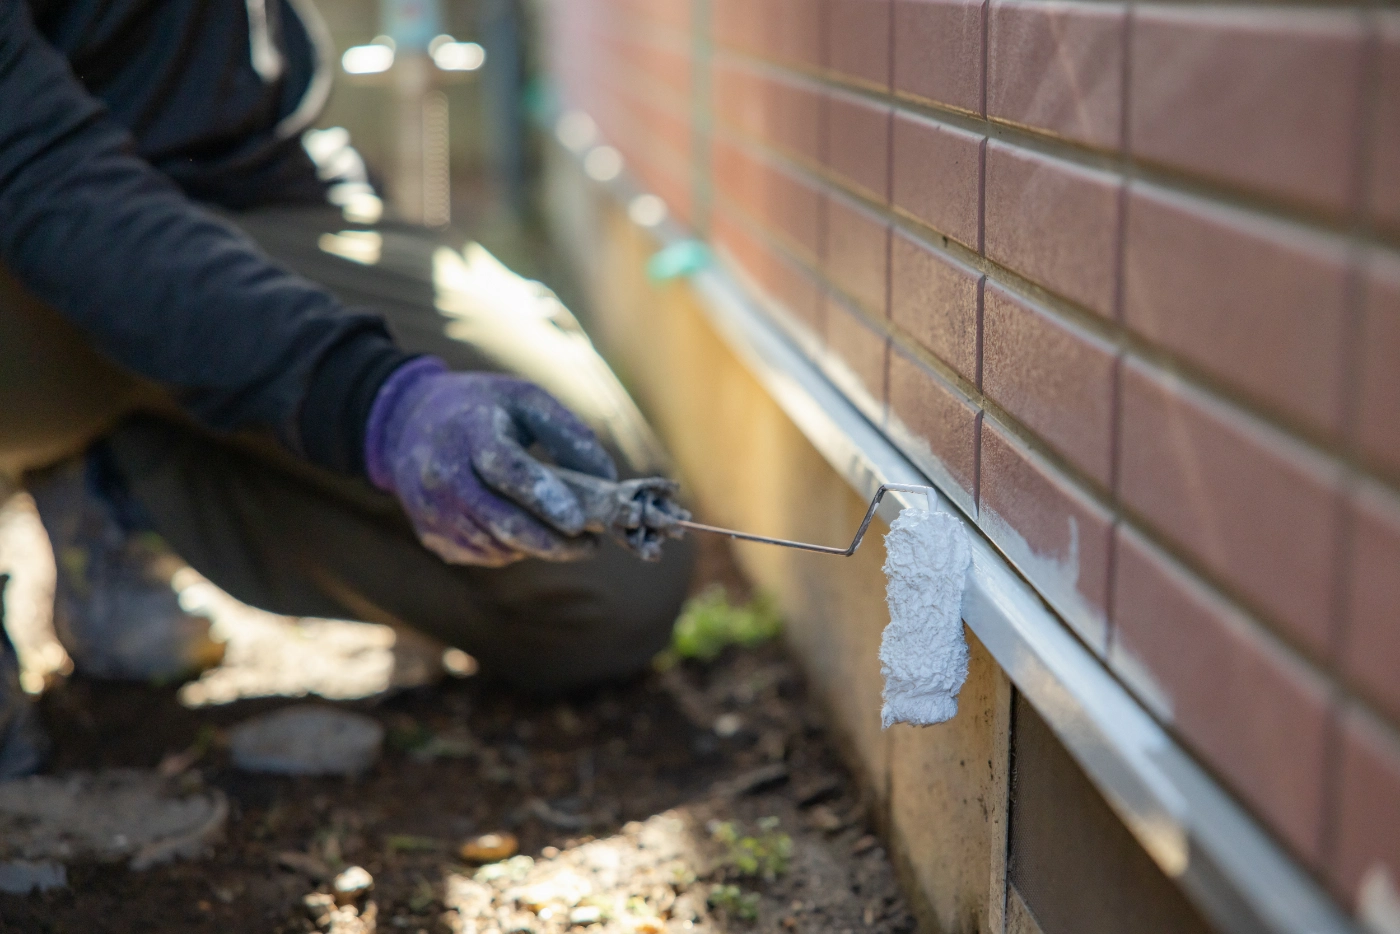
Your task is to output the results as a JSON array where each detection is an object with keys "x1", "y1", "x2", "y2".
[{"x1": 555, "y1": 468, "x2": 972, "y2": 726}]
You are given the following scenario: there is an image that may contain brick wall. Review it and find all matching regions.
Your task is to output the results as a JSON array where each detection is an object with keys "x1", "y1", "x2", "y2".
[{"x1": 546, "y1": 0, "x2": 1400, "y2": 921}]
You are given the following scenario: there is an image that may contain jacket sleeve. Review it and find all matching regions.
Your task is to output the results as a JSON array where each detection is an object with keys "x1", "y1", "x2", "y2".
[{"x1": 0, "y1": 1, "x2": 407, "y2": 474}]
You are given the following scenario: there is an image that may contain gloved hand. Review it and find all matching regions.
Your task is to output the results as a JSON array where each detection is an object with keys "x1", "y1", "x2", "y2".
[{"x1": 364, "y1": 357, "x2": 618, "y2": 567}]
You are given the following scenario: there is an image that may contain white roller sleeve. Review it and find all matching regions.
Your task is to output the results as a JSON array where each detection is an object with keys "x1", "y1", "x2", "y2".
[{"x1": 879, "y1": 505, "x2": 972, "y2": 728}]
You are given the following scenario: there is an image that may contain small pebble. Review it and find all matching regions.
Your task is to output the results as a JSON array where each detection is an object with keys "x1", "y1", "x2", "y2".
[
  {"x1": 804, "y1": 805, "x2": 845, "y2": 833},
  {"x1": 442, "y1": 648, "x2": 478, "y2": 677},
  {"x1": 304, "y1": 891, "x2": 335, "y2": 920},
  {"x1": 851, "y1": 835, "x2": 878, "y2": 856},
  {"x1": 0, "y1": 860, "x2": 66, "y2": 894},
  {"x1": 712, "y1": 713, "x2": 743, "y2": 737},
  {"x1": 460, "y1": 832, "x2": 519, "y2": 863},
  {"x1": 333, "y1": 865, "x2": 374, "y2": 904},
  {"x1": 229, "y1": 706, "x2": 383, "y2": 776},
  {"x1": 568, "y1": 906, "x2": 602, "y2": 925}
]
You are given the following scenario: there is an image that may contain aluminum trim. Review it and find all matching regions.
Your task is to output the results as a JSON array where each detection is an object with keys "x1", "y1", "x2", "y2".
[{"x1": 560, "y1": 138, "x2": 1356, "y2": 934}]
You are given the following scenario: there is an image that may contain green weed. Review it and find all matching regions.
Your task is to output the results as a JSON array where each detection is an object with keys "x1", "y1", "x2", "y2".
[
  {"x1": 708, "y1": 884, "x2": 761, "y2": 921},
  {"x1": 408, "y1": 879, "x2": 436, "y2": 914},
  {"x1": 661, "y1": 586, "x2": 782, "y2": 665},
  {"x1": 711, "y1": 817, "x2": 793, "y2": 881}
]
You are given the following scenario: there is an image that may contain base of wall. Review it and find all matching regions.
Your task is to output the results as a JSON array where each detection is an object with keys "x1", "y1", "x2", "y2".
[{"x1": 543, "y1": 145, "x2": 1013, "y2": 934}]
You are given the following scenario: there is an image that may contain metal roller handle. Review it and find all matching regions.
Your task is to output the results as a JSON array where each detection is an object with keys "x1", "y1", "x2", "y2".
[
  {"x1": 554, "y1": 467, "x2": 934, "y2": 559},
  {"x1": 672, "y1": 483, "x2": 935, "y2": 556}
]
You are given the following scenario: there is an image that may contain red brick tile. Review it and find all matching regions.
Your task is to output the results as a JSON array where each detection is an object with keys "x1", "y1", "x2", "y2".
[
  {"x1": 984, "y1": 142, "x2": 1121, "y2": 317},
  {"x1": 892, "y1": 0, "x2": 984, "y2": 114},
  {"x1": 890, "y1": 233, "x2": 981, "y2": 384},
  {"x1": 648, "y1": 42, "x2": 693, "y2": 103},
  {"x1": 983, "y1": 284, "x2": 1116, "y2": 486},
  {"x1": 1357, "y1": 251, "x2": 1400, "y2": 476},
  {"x1": 891, "y1": 113, "x2": 983, "y2": 250},
  {"x1": 712, "y1": 0, "x2": 759, "y2": 53},
  {"x1": 714, "y1": 0, "x2": 824, "y2": 68},
  {"x1": 612, "y1": 0, "x2": 691, "y2": 32},
  {"x1": 824, "y1": 89, "x2": 892, "y2": 203},
  {"x1": 654, "y1": 0, "x2": 692, "y2": 32},
  {"x1": 979, "y1": 420, "x2": 1113, "y2": 650},
  {"x1": 603, "y1": 103, "x2": 689, "y2": 187},
  {"x1": 779, "y1": 0, "x2": 828, "y2": 69},
  {"x1": 888, "y1": 347, "x2": 981, "y2": 512},
  {"x1": 712, "y1": 60, "x2": 823, "y2": 164},
  {"x1": 824, "y1": 191, "x2": 890, "y2": 316},
  {"x1": 987, "y1": 0, "x2": 1126, "y2": 150},
  {"x1": 712, "y1": 137, "x2": 823, "y2": 263},
  {"x1": 1334, "y1": 709, "x2": 1400, "y2": 909},
  {"x1": 1111, "y1": 525, "x2": 1329, "y2": 864},
  {"x1": 1371, "y1": 15, "x2": 1400, "y2": 235},
  {"x1": 607, "y1": 33, "x2": 692, "y2": 103},
  {"x1": 1123, "y1": 184, "x2": 1351, "y2": 436},
  {"x1": 1129, "y1": 6, "x2": 1366, "y2": 214},
  {"x1": 1342, "y1": 482, "x2": 1400, "y2": 725},
  {"x1": 616, "y1": 86, "x2": 693, "y2": 165},
  {"x1": 713, "y1": 209, "x2": 824, "y2": 338},
  {"x1": 828, "y1": 0, "x2": 893, "y2": 89},
  {"x1": 823, "y1": 296, "x2": 889, "y2": 420},
  {"x1": 1117, "y1": 358, "x2": 1344, "y2": 656}
]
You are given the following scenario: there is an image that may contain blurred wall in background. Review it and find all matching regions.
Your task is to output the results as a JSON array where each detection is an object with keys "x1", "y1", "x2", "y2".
[{"x1": 310, "y1": 0, "x2": 518, "y2": 220}]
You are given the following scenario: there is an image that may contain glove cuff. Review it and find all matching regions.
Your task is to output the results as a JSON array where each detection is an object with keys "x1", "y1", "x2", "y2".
[{"x1": 363, "y1": 356, "x2": 450, "y2": 491}]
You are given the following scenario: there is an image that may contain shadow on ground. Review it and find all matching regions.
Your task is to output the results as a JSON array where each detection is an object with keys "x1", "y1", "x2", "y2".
[{"x1": 0, "y1": 531, "x2": 914, "y2": 934}]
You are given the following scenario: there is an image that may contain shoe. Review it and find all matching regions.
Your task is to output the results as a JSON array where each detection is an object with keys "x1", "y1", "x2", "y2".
[
  {"x1": 26, "y1": 458, "x2": 225, "y2": 683},
  {"x1": 0, "y1": 574, "x2": 48, "y2": 779}
]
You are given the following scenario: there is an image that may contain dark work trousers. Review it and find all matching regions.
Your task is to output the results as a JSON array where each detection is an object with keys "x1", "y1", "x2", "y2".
[{"x1": 0, "y1": 206, "x2": 695, "y2": 692}]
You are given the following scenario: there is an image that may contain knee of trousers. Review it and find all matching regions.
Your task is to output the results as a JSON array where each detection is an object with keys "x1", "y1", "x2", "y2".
[{"x1": 477, "y1": 534, "x2": 698, "y2": 695}]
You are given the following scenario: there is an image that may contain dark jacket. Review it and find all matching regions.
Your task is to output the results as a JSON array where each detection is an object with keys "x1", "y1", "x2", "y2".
[{"x1": 0, "y1": 0, "x2": 410, "y2": 475}]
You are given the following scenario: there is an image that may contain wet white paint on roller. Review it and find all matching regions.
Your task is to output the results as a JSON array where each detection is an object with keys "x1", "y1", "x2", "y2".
[{"x1": 879, "y1": 504, "x2": 972, "y2": 728}]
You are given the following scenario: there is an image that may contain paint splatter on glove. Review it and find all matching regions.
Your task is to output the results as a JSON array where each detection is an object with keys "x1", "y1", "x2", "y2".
[{"x1": 364, "y1": 357, "x2": 618, "y2": 566}]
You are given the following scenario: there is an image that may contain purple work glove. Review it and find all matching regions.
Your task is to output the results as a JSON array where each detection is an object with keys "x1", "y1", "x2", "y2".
[{"x1": 365, "y1": 357, "x2": 618, "y2": 567}]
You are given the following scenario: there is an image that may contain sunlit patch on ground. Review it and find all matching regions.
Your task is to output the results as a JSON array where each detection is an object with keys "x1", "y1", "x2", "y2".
[
  {"x1": 442, "y1": 811, "x2": 710, "y2": 934},
  {"x1": 171, "y1": 568, "x2": 445, "y2": 707},
  {"x1": 435, "y1": 800, "x2": 882, "y2": 934},
  {"x1": 0, "y1": 493, "x2": 69, "y2": 693},
  {"x1": 0, "y1": 492, "x2": 448, "y2": 706}
]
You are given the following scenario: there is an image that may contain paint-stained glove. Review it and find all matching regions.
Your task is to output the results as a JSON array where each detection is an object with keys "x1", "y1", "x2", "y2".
[{"x1": 364, "y1": 357, "x2": 618, "y2": 566}]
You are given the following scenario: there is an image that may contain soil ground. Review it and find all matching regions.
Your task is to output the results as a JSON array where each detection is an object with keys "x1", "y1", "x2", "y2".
[{"x1": 0, "y1": 522, "x2": 914, "y2": 934}]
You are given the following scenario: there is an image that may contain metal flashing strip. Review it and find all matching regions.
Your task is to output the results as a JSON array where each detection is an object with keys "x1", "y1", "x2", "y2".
[{"x1": 559, "y1": 138, "x2": 1356, "y2": 934}]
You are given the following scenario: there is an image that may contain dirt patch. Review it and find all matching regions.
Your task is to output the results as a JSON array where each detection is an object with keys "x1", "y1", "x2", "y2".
[{"x1": 0, "y1": 538, "x2": 913, "y2": 934}]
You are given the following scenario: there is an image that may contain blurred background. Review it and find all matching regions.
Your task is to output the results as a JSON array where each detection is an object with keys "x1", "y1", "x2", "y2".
[{"x1": 313, "y1": 0, "x2": 537, "y2": 240}]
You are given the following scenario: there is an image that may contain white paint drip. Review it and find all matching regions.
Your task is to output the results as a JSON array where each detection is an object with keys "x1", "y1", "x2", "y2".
[
  {"x1": 978, "y1": 507, "x2": 1107, "y2": 653},
  {"x1": 879, "y1": 504, "x2": 972, "y2": 728}
]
